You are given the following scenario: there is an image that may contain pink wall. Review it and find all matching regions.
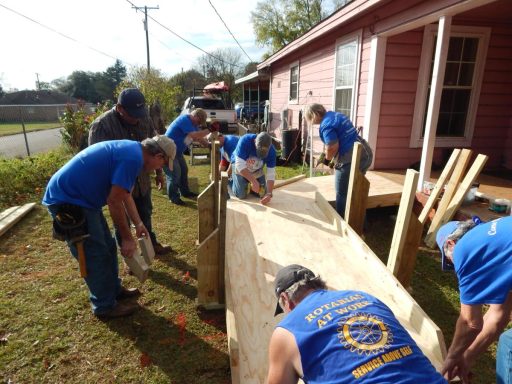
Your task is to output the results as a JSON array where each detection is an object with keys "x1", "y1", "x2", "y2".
[
  {"x1": 375, "y1": 18, "x2": 512, "y2": 170},
  {"x1": 265, "y1": 0, "x2": 512, "y2": 170}
]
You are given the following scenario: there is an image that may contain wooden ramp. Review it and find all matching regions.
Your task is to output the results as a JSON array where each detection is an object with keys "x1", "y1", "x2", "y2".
[{"x1": 225, "y1": 185, "x2": 446, "y2": 383}]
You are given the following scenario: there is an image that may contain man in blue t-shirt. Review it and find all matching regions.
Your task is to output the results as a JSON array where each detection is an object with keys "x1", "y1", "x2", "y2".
[
  {"x1": 164, "y1": 108, "x2": 211, "y2": 205},
  {"x1": 42, "y1": 136, "x2": 176, "y2": 319},
  {"x1": 267, "y1": 264, "x2": 447, "y2": 383},
  {"x1": 304, "y1": 103, "x2": 373, "y2": 218},
  {"x1": 232, "y1": 132, "x2": 276, "y2": 205},
  {"x1": 436, "y1": 216, "x2": 512, "y2": 382}
]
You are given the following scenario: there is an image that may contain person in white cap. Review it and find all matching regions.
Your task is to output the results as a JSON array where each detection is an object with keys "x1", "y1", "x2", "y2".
[
  {"x1": 231, "y1": 131, "x2": 276, "y2": 205},
  {"x1": 267, "y1": 264, "x2": 447, "y2": 383},
  {"x1": 436, "y1": 216, "x2": 512, "y2": 383},
  {"x1": 43, "y1": 136, "x2": 176, "y2": 319}
]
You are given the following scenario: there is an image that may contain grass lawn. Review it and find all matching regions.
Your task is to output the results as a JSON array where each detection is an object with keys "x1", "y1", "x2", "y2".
[
  {"x1": 0, "y1": 122, "x2": 62, "y2": 136},
  {"x1": 0, "y1": 157, "x2": 497, "y2": 383}
]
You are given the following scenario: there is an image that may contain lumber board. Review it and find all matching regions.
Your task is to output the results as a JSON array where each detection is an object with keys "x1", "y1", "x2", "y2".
[
  {"x1": 197, "y1": 181, "x2": 217, "y2": 243},
  {"x1": 387, "y1": 170, "x2": 422, "y2": 288},
  {"x1": 418, "y1": 149, "x2": 461, "y2": 224},
  {"x1": 197, "y1": 228, "x2": 220, "y2": 306},
  {"x1": 425, "y1": 149, "x2": 471, "y2": 244},
  {"x1": 273, "y1": 174, "x2": 306, "y2": 189},
  {"x1": 345, "y1": 142, "x2": 370, "y2": 235},
  {"x1": 429, "y1": 154, "x2": 488, "y2": 242},
  {"x1": 0, "y1": 203, "x2": 36, "y2": 237},
  {"x1": 217, "y1": 172, "x2": 228, "y2": 305},
  {"x1": 225, "y1": 184, "x2": 446, "y2": 383},
  {"x1": 211, "y1": 141, "x2": 220, "y2": 183},
  {"x1": 425, "y1": 153, "x2": 488, "y2": 248}
]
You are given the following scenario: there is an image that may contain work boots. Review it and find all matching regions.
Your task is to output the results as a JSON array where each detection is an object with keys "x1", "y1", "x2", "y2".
[{"x1": 96, "y1": 302, "x2": 139, "y2": 319}]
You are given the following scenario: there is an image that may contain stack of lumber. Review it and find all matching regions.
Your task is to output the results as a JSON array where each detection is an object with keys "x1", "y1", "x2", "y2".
[{"x1": 0, "y1": 203, "x2": 36, "y2": 237}]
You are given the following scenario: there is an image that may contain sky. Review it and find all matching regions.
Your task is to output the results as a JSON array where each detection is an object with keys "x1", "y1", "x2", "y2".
[{"x1": 0, "y1": 0, "x2": 269, "y2": 91}]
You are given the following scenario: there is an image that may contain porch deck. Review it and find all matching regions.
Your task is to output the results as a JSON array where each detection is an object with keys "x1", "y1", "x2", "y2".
[{"x1": 297, "y1": 169, "x2": 511, "y2": 221}]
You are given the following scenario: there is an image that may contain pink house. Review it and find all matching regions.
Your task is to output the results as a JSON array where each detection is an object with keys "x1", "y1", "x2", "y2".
[{"x1": 253, "y1": 0, "x2": 512, "y2": 186}]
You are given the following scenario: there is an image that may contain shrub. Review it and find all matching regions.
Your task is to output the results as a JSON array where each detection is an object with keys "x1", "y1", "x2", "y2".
[
  {"x1": 59, "y1": 101, "x2": 110, "y2": 153},
  {"x1": 0, "y1": 147, "x2": 72, "y2": 210}
]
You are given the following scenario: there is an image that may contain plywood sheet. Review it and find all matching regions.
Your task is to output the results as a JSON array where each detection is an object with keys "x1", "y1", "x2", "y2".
[
  {"x1": 225, "y1": 185, "x2": 445, "y2": 383},
  {"x1": 287, "y1": 171, "x2": 403, "y2": 209}
]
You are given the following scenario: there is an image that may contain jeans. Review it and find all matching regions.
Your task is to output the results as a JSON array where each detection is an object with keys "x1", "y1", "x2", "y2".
[
  {"x1": 114, "y1": 190, "x2": 157, "y2": 247},
  {"x1": 334, "y1": 138, "x2": 373, "y2": 218},
  {"x1": 231, "y1": 173, "x2": 266, "y2": 199},
  {"x1": 47, "y1": 205, "x2": 122, "y2": 315},
  {"x1": 164, "y1": 153, "x2": 191, "y2": 202},
  {"x1": 497, "y1": 329, "x2": 512, "y2": 384}
]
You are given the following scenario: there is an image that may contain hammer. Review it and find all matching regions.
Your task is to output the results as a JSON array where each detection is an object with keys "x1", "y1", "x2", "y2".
[{"x1": 70, "y1": 234, "x2": 90, "y2": 278}]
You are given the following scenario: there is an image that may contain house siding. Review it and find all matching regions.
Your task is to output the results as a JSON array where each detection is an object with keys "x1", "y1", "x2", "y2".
[{"x1": 263, "y1": 0, "x2": 511, "y2": 170}]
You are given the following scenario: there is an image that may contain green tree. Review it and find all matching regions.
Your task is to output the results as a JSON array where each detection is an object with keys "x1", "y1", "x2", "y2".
[
  {"x1": 119, "y1": 67, "x2": 181, "y2": 125},
  {"x1": 0, "y1": 84, "x2": 4, "y2": 99},
  {"x1": 169, "y1": 69, "x2": 206, "y2": 108},
  {"x1": 251, "y1": 0, "x2": 327, "y2": 55}
]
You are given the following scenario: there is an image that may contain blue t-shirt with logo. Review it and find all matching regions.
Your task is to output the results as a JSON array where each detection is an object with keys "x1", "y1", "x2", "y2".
[
  {"x1": 319, "y1": 111, "x2": 358, "y2": 156},
  {"x1": 165, "y1": 114, "x2": 197, "y2": 154},
  {"x1": 278, "y1": 290, "x2": 446, "y2": 383},
  {"x1": 220, "y1": 135, "x2": 239, "y2": 162},
  {"x1": 42, "y1": 140, "x2": 142, "y2": 210},
  {"x1": 453, "y1": 216, "x2": 512, "y2": 305},
  {"x1": 232, "y1": 133, "x2": 276, "y2": 172}
]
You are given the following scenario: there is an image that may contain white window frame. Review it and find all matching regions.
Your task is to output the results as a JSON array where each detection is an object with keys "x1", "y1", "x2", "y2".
[
  {"x1": 332, "y1": 30, "x2": 362, "y2": 121},
  {"x1": 288, "y1": 61, "x2": 300, "y2": 104},
  {"x1": 410, "y1": 25, "x2": 490, "y2": 148}
]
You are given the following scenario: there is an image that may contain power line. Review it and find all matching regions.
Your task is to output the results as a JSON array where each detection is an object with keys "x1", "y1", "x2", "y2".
[
  {"x1": 123, "y1": 0, "x2": 244, "y2": 69},
  {"x1": 0, "y1": 2, "x2": 135, "y2": 67},
  {"x1": 208, "y1": 0, "x2": 253, "y2": 62}
]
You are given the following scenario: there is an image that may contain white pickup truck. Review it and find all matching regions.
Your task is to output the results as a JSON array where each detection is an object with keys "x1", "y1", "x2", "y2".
[{"x1": 179, "y1": 95, "x2": 237, "y2": 134}]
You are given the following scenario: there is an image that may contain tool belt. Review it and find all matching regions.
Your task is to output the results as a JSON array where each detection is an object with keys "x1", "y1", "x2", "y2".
[
  {"x1": 52, "y1": 204, "x2": 88, "y2": 242},
  {"x1": 334, "y1": 137, "x2": 373, "y2": 171}
]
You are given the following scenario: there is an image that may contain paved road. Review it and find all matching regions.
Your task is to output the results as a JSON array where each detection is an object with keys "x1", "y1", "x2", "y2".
[{"x1": 0, "y1": 128, "x2": 63, "y2": 158}]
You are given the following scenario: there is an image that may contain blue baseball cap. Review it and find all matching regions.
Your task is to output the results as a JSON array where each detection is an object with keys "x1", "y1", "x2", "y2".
[
  {"x1": 436, "y1": 221, "x2": 459, "y2": 271},
  {"x1": 118, "y1": 88, "x2": 147, "y2": 119}
]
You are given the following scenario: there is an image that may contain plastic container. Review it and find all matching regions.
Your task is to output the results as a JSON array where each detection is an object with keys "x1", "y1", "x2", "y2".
[
  {"x1": 463, "y1": 183, "x2": 480, "y2": 205},
  {"x1": 489, "y1": 198, "x2": 511, "y2": 214}
]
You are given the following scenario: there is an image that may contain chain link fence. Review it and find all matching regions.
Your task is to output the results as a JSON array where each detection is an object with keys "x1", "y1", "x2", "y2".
[{"x1": 0, "y1": 104, "x2": 95, "y2": 158}]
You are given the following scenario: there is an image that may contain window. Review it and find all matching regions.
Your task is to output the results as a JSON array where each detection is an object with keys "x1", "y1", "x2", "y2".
[
  {"x1": 289, "y1": 63, "x2": 299, "y2": 103},
  {"x1": 411, "y1": 25, "x2": 490, "y2": 147},
  {"x1": 334, "y1": 32, "x2": 361, "y2": 120}
]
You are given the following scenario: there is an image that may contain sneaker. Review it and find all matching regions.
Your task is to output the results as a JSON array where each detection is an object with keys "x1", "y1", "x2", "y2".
[
  {"x1": 182, "y1": 191, "x2": 198, "y2": 199},
  {"x1": 116, "y1": 287, "x2": 141, "y2": 301},
  {"x1": 96, "y1": 302, "x2": 139, "y2": 319},
  {"x1": 154, "y1": 243, "x2": 172, "y2": 256},
  {"x1": 171, "y1": 198, "x2": 186, "y2": 206}
]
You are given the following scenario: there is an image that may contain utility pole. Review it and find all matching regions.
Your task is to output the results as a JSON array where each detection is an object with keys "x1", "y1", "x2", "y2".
[
  {"x1": 35, "y1": 73, "x2": 40, "y2": 90},
  {"x1": 132, "y1": 4, "x2": 159, "y2": 73}
]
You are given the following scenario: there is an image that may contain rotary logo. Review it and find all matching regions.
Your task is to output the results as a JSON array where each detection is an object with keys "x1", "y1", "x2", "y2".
[{"x1": 337, "y1": 313, "x2": 393, "y2": 355}]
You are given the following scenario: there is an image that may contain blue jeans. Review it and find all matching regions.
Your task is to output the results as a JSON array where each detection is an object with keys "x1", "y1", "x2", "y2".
[
  {"x1": 231, "y1": 173, "x2": 266, "y2": 199},
  {"x1": 114, "y1": 190, "x2": 157, "y2": 246},
  {"x1": 164, "y1": 153, "x2": 191, "y2": 202},
  {"x1": 334, "y1": 138, "x2": 373, "y2": 218},
  {"x1": 497, "y1": 329, "x2": 512, "y2": 384},
  {"x1": 47, "y1": 205, "x2": 122, "y2": 315}
]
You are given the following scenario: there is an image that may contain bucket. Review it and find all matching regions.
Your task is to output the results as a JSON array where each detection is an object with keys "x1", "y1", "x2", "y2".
[{"x1": 281, "y1": 129, "x2": 300, "y2": 163}]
